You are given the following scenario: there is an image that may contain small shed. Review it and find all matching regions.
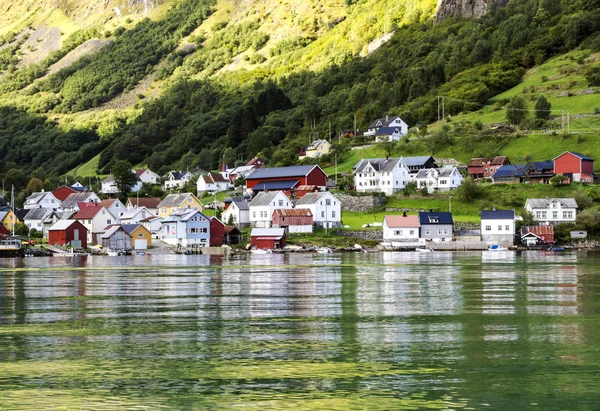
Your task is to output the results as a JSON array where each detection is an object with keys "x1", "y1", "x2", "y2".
[
  {"x1": 251, "y1": 228, "x2": 286, "y2": 249},
  {"x1": 210, "y1": 217, "x2": 225, "y2": 246},
  {"x1": 101, "y1": 226, "x2": 132, "y2": 250},
  {"x1": 272, "y1": 209, "x2": 313, "y2": 233},
  {"x1": 224, "y1": 226, "x2": 243, "y2": 245},
  {"x1": 48, "y1": 220, "x2": 88, "y2": 248},
  {"x1": 521, "y1": 226, "x2": 554, "y2": 246},
  {"x1": 121, "y1": 224, "x2": 153, "y2": 249},
  {"x1": 570, "y1": 230, "x2": 587, "y2": 239}
]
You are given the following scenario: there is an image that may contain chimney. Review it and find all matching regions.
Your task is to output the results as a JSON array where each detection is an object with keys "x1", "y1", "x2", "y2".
[
  {"x1": 430, "y1": 209, "x2": 433, "y2": 213},
  {"x1": 385, "y1": 155, "x2": 389, "y2": 161},
  {"x1": 403, "y1": 211, "x2": 407, "y2": 217}
]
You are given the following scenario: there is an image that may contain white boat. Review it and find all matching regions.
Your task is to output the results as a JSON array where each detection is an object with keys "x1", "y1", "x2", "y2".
[
  {"x1": 488, "y1": 245, "x2": 508, "y2": 251},
  {"x1": 316, "y1": 247, "x2": 332, "y2": 254},
  {"x1": 416, "y1": 247, "x2": 432, "y2": 253},
  {"x1": 107, "y1": 250, "x2": 120, "y2": 256},
  {"x1": 251, "y1": 249, "x2": 272, "y2": 255}
]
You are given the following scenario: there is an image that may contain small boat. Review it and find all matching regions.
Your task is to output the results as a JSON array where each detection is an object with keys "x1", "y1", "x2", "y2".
[
  {"x1": 488, "y1": 245, "x2": 508, "y2": 251},
  {"x1": 548, "y1": 246, "x2": 565, "y2": 251},
  {"x1": 251, "y1": 249, "x2": 272, "y2": 255},
  {"x1": 107, "y1": 250, "x2": 120, "y2": 256},
  {"x1": 416, "y1": 247, "x2": 432, "y2": 253},
  {"x1": 135, "y1": 251, "x2": 146, "y2": 256},
  {"x1": 316, "y1": 247, "x2": 332, "y2": 254}
]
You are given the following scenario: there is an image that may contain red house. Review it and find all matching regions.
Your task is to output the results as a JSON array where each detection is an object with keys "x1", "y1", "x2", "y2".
[
  {"x1": 467, "y1": 156, "x2": 511, "y2": 179},
  {"x1": 553, "y1": 151, "x2": 595, "y2": 183},
  {"x1": 48, "y1": 220, "x2": 88, "y2": 248},
  {"x1": 52, "y1": 185, "x2": 77, "y2": 202},
  {"x1": 250, "y1": 228, "x2": 286, "y2": 249},
  {"x1": 520, "y1": 225, "x2": 554, "y2": 246},
  {"x1": 272, "y1": 209, "x2": 313, "y2": 233},
  {"x1": 209, "y1": 217, "x2": 225, "y2": 246},
  {"x1": 246, "y1": 157, "x2": 265, "y2": 168},
  {"x1": 246, "y1": 165, "x2": 327, "y2": 193}
]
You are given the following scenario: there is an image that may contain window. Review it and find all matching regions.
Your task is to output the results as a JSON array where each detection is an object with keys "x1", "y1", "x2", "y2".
[
  {"x1": 409, "y1": 230, "x2": 415, "y2": 235},
  {"x1": 252, "y1": 212, "x2": 256, "y2": 218},
  {"x1": 394, "y1": 230, "x2": 402, "y2": 236},
  {"x1": 541, "y1": 211, "x2": 547, "y2": 219},
  {"x1": 505, "y1": 225, "x2": 510, "y2": 231},
  {"x1": 278, "y1": 200, "x2": 283, "y2": 206},
  {"x1": 138, "y1": 234, "x2": 144, "y2": 238},
  {"x1": 535, "y1": 211, "x2": 542, "y2": 219},
  {"x1": 201, "y1": 228, "x2": 208, "y2": 233},
  {"x1": 189, "y1": 228, "x2": 199, "y2": 234},
  {"x1": 326, "y1": 199, "x2": 331, "y2": 206},
  {"x1": 498, "y1": 225, "x2": 502, "y2": 231},
  {"x1": 425, "y1": 229, "x2": 431, "y2": 235},
  {"x1": 332, "y1": 211, "x2": 336, "y2": 218},
  {"x1": 553, "y1": 211, "x2": 558, "y2": 219},
  {"x1": 107, "y1": 219, "x2": 112, "y2": 225},
  {"x1": 102, "y1": 210, "x2": 106, "y2": 215},
  {"x1": 563, "y1": 211, "x2": 573, "y2": 219},
  {"x1": 485, "y1": 225, "x2": 491, "y2": 231},
  {"x1": 321, "y1": 211, "x2": 325, "y2": 218},
  {"x1": 439, "y1": 229, "x2": 449, "y2": 235}
]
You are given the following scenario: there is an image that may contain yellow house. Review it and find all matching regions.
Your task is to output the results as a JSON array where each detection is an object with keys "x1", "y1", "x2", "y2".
[
  {"x1": 122, "y1": 224, "x2": 153, "y2": 249},
  {"x1": 0, "y1": 210, "x2": 16, "y2": 231},
  {"x1": 157, "y1": 193, "x2": 203, "y2": 218}
]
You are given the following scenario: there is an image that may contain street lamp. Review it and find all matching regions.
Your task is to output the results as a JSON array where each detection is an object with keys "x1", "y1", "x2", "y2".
[{"x1": 449, "y1": 195, "x2": 454, "y2": 213}]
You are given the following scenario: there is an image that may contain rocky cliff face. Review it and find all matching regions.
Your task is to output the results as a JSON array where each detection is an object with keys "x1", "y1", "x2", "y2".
[{"x1": 436, "y1": 0, "x2": 509, "y2": 21}]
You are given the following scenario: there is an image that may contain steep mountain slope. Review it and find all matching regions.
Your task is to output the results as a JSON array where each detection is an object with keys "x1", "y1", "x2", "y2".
[{"x1": 0, "y1": 0, "x2": 599, "y2": 184}]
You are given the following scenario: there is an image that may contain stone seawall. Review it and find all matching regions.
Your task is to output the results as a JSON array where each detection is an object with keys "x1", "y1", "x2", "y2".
[{"x1": 337, "y1": 194, "x2": 387, "y2": 212}]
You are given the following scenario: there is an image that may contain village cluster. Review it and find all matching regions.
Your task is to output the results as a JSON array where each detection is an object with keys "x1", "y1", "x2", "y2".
[{"x1": 0, "y1": 115, "x2": 594, "y2": 253}]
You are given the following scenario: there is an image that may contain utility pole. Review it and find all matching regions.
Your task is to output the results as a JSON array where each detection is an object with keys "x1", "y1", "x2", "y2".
[
  {"x1": 334, "y1": 153, "x2": 338, "y2": 187},
  {"x1": 354, "y1": 113, "x2": 357, "y2": 138},
  {"x1": 328, "y1": 121, "x2": 332, "y2": 143},
  {"x1": 10, "y1": 185, "x2": 14, "y2": 236}
]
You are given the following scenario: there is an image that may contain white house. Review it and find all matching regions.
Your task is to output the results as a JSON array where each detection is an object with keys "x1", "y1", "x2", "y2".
[
  {"x1": 480, "y1": 209, "x2": 516, "y2": 246},
  {"x1": 414, "y1": 167, "x2": 464, "y2": 193},
  {"x1": 294, "y1": 192, "x2": 342, "y2": 229},
  {"x1": 135, "y1": 168, "x2": 161, "y2": 185},
  {"x1": 364, "y1": 116, "x2": 409, "y2": 138},
  {"x1": 382, "y1": 213, "x2": 422, "y2": 243},
  {"x1": 353, "y1": 157, "x2": 410, "y2": 195},
  {"x1": 72, "y1": 205, "x2": 117, "y2": 245},
  {"x1": 375, "y1": 127, "x2": 405, "y2": 142},
  {"x1": 120, "y1": 206, "x2": 153, "y2": 225},
  {"x1": 221, "y1": 199, "x2": 250, "y2": 227},
  {"x1": 140, "y1": 215, "x2": 163, "y2": 238},
  {"x1": 24, "y1": 191, "x2": 61, "y2": 210},
  {"x1": 524, "y1": 198, "x2": 578, "y2": 225},
  {"x1": 197, "y1": 172, "x2": 231, "y2": 194},
  {"x1": 59, "y1": 192, "x2": 101, "y2": 214},
  {"x1": 248, "y1": 191, "x2": 293, "y2": 228},
  {"x1": 23, "y1": 208, "x2": 54, "y2": 233},
  {"x1": 101, "y1": 174, "x2": 142, "y2": 194},
  {"x1": 99, "y1": 199, "x2": 126, "y2": 223},
  {"x1": 163, "y1": 171, "x2": 194, "y2": 190}
]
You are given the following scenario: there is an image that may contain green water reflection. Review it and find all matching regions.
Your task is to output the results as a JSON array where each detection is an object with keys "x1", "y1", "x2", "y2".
[{"x1": 1, "y1": 251, "x2": 599, "y2": 410}]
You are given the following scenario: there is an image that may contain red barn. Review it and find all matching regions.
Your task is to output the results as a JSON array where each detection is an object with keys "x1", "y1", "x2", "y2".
[
  {"x1": 209, "y1": 217, "x2": 225, "y2": 246},
  {"x1": 48, "y1": 220, "x2": 88, "y2": 248},
  {"x1": 52, "y1": 185, "x2": 77, "y2": 202},
  {"x1": 272, "y1": 209, "x2": 313, "y2": 233},
  {"x1": 250, "y1": 228, "x2": 286, "y2": 249},
  {"x1": 553, "y1": 152, "x2": 595, "y2": 183},
  {"x1": 467, "y1": 156, "x2": 511, "y2": 179},
  {"x1": 520, "y1": 225, "x2": 554, "y2": 246},
  {"x1": 246, "y1": 165, "x2": 327, "y2": 194}
]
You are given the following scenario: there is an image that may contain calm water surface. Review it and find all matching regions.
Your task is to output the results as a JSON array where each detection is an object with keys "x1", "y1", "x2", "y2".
[{"x1": 1, "y1": 251, "x2": 600, "y2": 410}]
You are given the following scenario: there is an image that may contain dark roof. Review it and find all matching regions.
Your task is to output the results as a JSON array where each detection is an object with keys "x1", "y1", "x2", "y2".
[
  {"x1": 375, "y1": 127, "x2": 401, "y2": 136},
  {"x1": 251, "y1": 180, "x2": 300, "y2": 191},
  {"x1": 554, "y1": 151, "x2": 594, "y2": 161},
  {"x1": 367, "y1": 116, "x2": 401, "y2": 129},
  {"x1": 353, "y1": 158, "x2": 404, "y2": 173},
  {"x1": 121, "y1": 224, "x2": 143, "y2": 235},
  {"x1": 418, "y1": 211, "x2": 453, "y2": 225},
  {"x1": 246, "y1": 165, "x2": 325, "y2": 180},
  {"x1": 15, "y1": 209, "x2": 29, "y2": 220},
  {"x1": 403, "y1": 156, "x2": 436, "y2": 167},
  {"x1": 231, "y1": 199, "x2": 249, "y2": 210},
  {"x1": 0, "y1": 194, "x2": 8, "y2": 208},
  {"x1": 492, "y1": 165, "x2": 528, "y2": 178},
  {"x1": 529, "y1": 161, "x2": 553, "y2": 171},
  {"x1": 481, "y1": 210, "x2": 515, "y2": 220},
  {"x1": 224, "y1": 226, "x2": 242, "y2": 235}
]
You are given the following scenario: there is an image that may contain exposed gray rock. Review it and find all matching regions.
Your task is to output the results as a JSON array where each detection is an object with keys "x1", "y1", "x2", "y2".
[
  {"x1": 337, "y1": 194, "x2": 386, "y2": 212},
  {"x1": 436, "y1": 0, "x2": 509, "y2": 21}
]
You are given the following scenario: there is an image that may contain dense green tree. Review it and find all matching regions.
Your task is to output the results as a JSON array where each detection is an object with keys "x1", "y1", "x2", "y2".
[
  {"x1": 454, "y1": 177, "x2": 481, "y2": 202},
  {"x1": 506, "y1": 96, "x2": 528, "y2": 126},
  {"x1": 585, "y1": 64, "x2": 600, "y2": 86},
  {"x1": 112, "y1": 160, "x2": 138, "y2": 202},
  {"x1": 534, "y1": 95, "x2": 552, "y2": 121}
]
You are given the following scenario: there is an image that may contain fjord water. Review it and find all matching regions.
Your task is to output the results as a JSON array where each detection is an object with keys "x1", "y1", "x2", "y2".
[{"x1": 1, "y1": 252, "x2": 600, "y2": 410}]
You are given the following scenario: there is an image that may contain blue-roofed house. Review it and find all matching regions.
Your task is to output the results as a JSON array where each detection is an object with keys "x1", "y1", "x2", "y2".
[
  {"x1": 364, "y1": 116, "x2": 408, "y2": 137},
  {"x1": 160, "y1": 209, "x2": 211, "y2": 249},
  {"x1": 418, "y1": 211, "x2": 453, "y2": 242},
  {"x1": 527, "y1": 161, "x2": 554, "y2": 184},
  {"x1": 375, "y1": 127, "x2": 405, "y2": 142},
  {"x1": 163, "y1": 171, "x2": 194, "y2": 190},
  {"x1": 491, "y1": 165, "x2": 529, "y2": 184},
  {"x1": 248, "y1": 191, "x2": 293, "y2": 228},
  {"x1": 246, "y1": 165, "x2": 327, "y2": 193},
  {"x1": 480, "y1": 209, "x2": 516, "y2": 246}
]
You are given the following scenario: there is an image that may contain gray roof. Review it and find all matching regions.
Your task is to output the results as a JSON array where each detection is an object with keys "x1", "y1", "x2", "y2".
[
  {"x1": 246, "y1": 165, "x2": 325, "y2": 180},
  {"x1": 402, "y1": 156, "x2": 435, "y2": 167},
  {"x1": 367, "y1": 116, "x2": 401, "y2": 129},
  {"x1": 354, "y1": 158, "x2": 403, "y2": 173},
  {"x1": 231, "y1": 199, "x2": 249, "y2": 210},
  {"x1": 294, "y1": 192, "x2": 333, "y2": 206},
  {"x1": 526, "y1": 198, "x2": 578, "y2": 209},
  {"x1": 24, "y1": 208, "x2": 53, "y2": 220},
  {"x1": 61, "y1": 193, "x2": 98, "y2": 209},
  {"x1": 416, "y1": 167, "x2": 457, "y2": 178},
  {"x1": 158, "y1": 193, "x2": 198, "y2": 208},
  {"x1": 101, "y1": 225, "x2": 130, "y2": 239},
  {"x1": 248, "y1": 191, "x2": 283, "y2": 207},
  {"x1": 306, "y1": 139, "x2": 329, "y2": 150}
]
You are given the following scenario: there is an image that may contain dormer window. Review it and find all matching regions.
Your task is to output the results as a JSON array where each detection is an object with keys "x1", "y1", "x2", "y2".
[{"x1": 429, "y1": 217, "x2": 439, "y2": 223}]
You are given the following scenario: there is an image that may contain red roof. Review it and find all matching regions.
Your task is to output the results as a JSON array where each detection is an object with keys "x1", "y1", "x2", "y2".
[
  {"x1": 384, "y1": 215, "x2": 420, "y2": 228},
  {"x1": 274, "y1": 209, "x2": 313, "y2": 217},
  {"x1": 99, "y1": 199, "x2": 118, "y2": 208},
  {"x1": 77, "y1": 202, "x2": 97, "y2": 209},
  {"x1": 522, "y1": 226, "x2": 554, "y2": 236},
  {"x1": 73, "y1": 205, "x2": 104, "y2": 219},
  {"x1": 135, "y1": 168, "x2": 147, "y2": 176},
  {"x1": 52, "y1": 186, "x2": 77, "y2": 202},
  {"x1": 128, "y1": 197, "x2": 162, "y2": 208}
]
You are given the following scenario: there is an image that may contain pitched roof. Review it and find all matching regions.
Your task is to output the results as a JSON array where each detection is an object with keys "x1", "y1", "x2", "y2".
[
  {"x1": 526, "y1": 198, "x2": 578, "y2": 208},
  {"x1": 402, "y1": 156, "x2": 435, "y2": 167},
  {"x1": 418, "y1": 211, "x2": 453, "y2": 225},
  {"x1": 230, "y1": 199, "x2": 249, "y2": 210},
  {"x1": 274, "y1": 208, "x2": 313, "y2": 217},
  {"x1": 353, "y1": 158, "x2": 404, "y2": 173},
  {"x1": 246, "y1": 165, "x2": 325, "y2": 180},
  {"x1": 294, "y1": 192, "x2": 334, "y2": 206},
  {"x1": 52, "y1": 185, "x2": 77, "y2": 201},
  {"x1": 481, "y1": 210, "x2": 515, "y2": 220},
  {"x1": 120, "y1": 207, "x2": 149, "y2": 220},
  {"x1": 162, "y1": 208, "x2": 208, "y2": 223},
  {"x1": 140, "y1": 215, "x2": 163, "y2": 223},
  {"x1": 521, "y1": 225, "x2": 554, "y2": 236},
  {"x1": 252, "y1": 180, "x2": 300, "y2": 191},
  {"x1": 101, "y1": 225, "x2": 130, "y2": 239},
  {"x1": 375, "y1": 127, "x2": 402, "y2": 136},
  {"x1": 121, "y1": 224, "x2": 144, "y2": 235},
  {"x1": 553, "y1": 151, "x2": 594, "y2": 161},
  {"x1": 246, "y1": 157, "x2": 263, "y2": 166},
  {"x1": 24, "y1": 208, "x2": 53, "y2": 220},
  {"x1": 73, "y1": 205, "x2": 105, "y2": 219},
  {"x1": 224, "y1": 226, "x2": 241, "y2": 235},
  {"x1": 492, "y1": 165, "x2": 528, "y2": 178},
  {"x1": 158, "y1": 193, "x2": 199, "y2": 208},
  {"x1": 127, "y1": 197, "x2": 161, "y2": 209},
  {"x1": 201, "y1": 172, "x2": 229, "y2": 184},
  {"x1": 367, "y1": 116, "x2": 401, "y2": 129},
  {"x1": 61, "y1": 193, "x2": 98, "y2": 209},
  {"x1": 135, "y1": 169, "x2": 147, "y2": 176},
  {"x1": 529, "y1": 161, "x2": 554, "y2": 171},
  {"x1": 306, "y1": 139, "x2": 330, "y2": 150},
  {"x1": 15, "y1": 209, "x2": 29, "y2": 221},
  {"x1": 384, "y1": 214, "x2": 420, "y2": 228},
  {"x1": 99, "y1": 199, "x2": 120, "y2": 208},
  {"x1": 249, "y1": 191, "x2": 286, "y2": 207},
  {"x1": 48, "y1": 220, "x2": 84, "y2": 231}
]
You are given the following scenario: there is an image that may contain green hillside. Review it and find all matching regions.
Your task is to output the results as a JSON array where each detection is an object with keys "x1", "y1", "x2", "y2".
[{"x1": 0, "y1": 0, "x2": 600, "y2": 191}]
